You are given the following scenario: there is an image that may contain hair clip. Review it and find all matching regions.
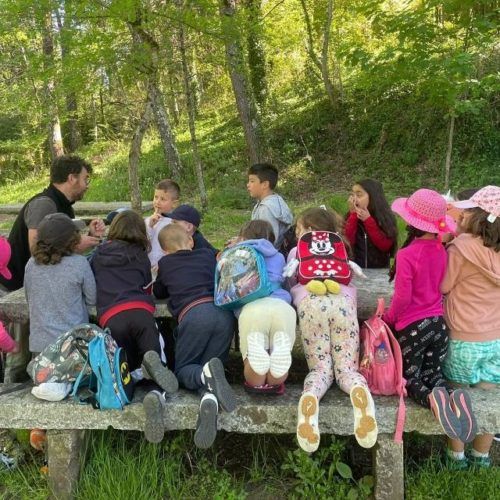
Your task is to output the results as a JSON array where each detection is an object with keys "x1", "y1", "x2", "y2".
[
  {"x1": 319, "y1": 204, "x2": 327, "y2": 210},
  {"x1": 487, "y1": 213, "x2": 497, "y2": 223}
]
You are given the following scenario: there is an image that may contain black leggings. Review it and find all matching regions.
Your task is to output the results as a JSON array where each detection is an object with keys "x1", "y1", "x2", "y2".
[
  {"x1": 397, "y1": 316, "x2": 453, "y2": 408},
  {"x1": 105, "y1": 309, "x2": 161, "y2": 371}
]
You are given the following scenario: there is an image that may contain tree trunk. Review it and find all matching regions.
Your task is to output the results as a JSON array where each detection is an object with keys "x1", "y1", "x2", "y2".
[
  {"x1": 129, "y1": 15, "x2": 182, "y2": 178},
  {"x1": 177, "y1": 2, "x2": 208, "y2": 209},
  {"x1": 444, "y1": 113, "x2": 455, "y2": 191},
  {"x1": 42, "y1": 11, "x2": 64, "y2": 159},
  {"x1": 244, "y1": 0, "x2": 267, "y2": 109},
  {"x1": 220, "y1": 0, "x2": 263, "y2": 165},
  {"x1": 128, "y1": 102, "x2": 152, "y2": 212},
  {"x1": 55, "y1": 4, "x2": 81, "y2": 153}
]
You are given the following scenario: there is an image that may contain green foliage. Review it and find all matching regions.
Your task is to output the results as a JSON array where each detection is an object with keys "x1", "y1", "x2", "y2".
[{"x1": 281, "y1": 436, "x2": 374, "y2": 499}]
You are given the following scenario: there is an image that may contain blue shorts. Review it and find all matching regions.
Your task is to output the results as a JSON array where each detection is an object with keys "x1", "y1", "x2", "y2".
[{"x1": 443, "y1": 339, "x2": 500, "y2": 385}]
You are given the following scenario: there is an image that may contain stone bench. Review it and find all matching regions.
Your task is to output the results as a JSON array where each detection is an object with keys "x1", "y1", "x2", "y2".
[
  {"x1": 0, "y1": 201, "x2": 153, "y2": 216},
  {"x1": 0, "y1": 383, "x2": 498, "y2": 500}
]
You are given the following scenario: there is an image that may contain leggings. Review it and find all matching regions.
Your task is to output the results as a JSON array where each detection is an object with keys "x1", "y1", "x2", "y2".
[
  {"x1": 397, "y1": 316, "x2": 453, "y2": 408},
  {"x1": 298, "y1": 293, "x2": 367, "y2": 400}
]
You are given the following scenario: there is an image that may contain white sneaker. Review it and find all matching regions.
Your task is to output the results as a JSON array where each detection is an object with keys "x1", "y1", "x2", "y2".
[
  {"x1": 350, "y1": 385, "x2": 378, "y2": 449},
  {"x1": 247, "y1": 331, "x2": 270, "y2": 375},
  {"x1": 269, "y1": 331, "x2": 292, "y2": 379},
  {"x1": 31, "y1": 382, "x2": 72, "y2": 402}
]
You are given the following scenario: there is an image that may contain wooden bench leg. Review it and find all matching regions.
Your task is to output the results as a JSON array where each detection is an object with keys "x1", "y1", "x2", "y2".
[
  {"x1": 47, "y1": 429, "x2": 88, "y2": 500},
  {"x1": 372, "y1": 433, "x2": 404, "y2": 500}
]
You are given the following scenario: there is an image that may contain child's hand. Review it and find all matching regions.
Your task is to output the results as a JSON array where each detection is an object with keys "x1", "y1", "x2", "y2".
[
  {"x1": 88, "y1": 219, "x2": 106, "y2": 238},
  {"x1": 348, "y1": 195, "x2": 357, "y2": 213},
  {"x1": 149, "y1": 213, "x2": 162, "y2": 228},
  {"x1": 355, "y1": 206, "x2": 370, "y2": 221}
]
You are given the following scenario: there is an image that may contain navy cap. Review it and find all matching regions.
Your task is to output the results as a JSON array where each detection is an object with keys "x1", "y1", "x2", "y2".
[{"x1": 166, "y1": 204, "x2": 201, "y2": 227}]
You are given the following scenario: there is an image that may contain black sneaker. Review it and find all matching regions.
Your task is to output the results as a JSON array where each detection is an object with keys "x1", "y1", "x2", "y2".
[
  {"x1": 202, "y1": 358, "x2": 236, "y2": 413},
  {"x1": 194, "y1": 395, "x2": 218, "y2": 449},
  {"x1": 142, "y1": 351, "x2": 179, "y2": 394},
  {"x1": 143, "y1": 390, "x2": 166, "y2": 443}
]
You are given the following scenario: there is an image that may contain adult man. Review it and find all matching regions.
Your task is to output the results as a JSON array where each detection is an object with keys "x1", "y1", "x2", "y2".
[{"x1": 0, "y1": 155, "x2": 105, "y2": 382}]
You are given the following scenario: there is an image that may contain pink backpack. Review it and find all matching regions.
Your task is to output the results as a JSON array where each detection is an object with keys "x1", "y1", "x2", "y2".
[{"x1": 359, "y1": 298, "x2": 407, "y2": 443}]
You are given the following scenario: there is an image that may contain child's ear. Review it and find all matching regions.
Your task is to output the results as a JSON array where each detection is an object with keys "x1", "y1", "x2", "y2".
[{"x1": 188, "y1": 236, "x2": 194, "y2": 249}]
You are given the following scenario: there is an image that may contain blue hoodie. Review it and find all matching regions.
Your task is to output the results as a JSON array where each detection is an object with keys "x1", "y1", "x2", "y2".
[{"x1": 235, "y1": 238, "x2": 291, "y2": 305}]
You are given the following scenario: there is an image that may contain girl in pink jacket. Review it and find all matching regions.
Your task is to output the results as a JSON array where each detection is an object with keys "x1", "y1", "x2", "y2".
[{"x1": 0, "y1": 238, "x2": 19, "y2": 354}]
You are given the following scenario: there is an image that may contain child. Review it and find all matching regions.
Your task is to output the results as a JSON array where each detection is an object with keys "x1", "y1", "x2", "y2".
[
  {"x1": 153, "y1": 224, "x2": 236, "y2": 449},
  {"x1": 384, "y1": 188, "x2": 476, "y2": 441},
  {"x1": 90, "y1": 210, "x2": 178, "y2": 443},
  {"x1": 247, "y1": 163, "x2": 293, "y2": 249},
  {"x1": 234, "y1": 220, "x2": 296, "y2": 394},
  {"x1": 441, "y1": 186, "x2": 500, "y2": 469},
  {"x1": 145, "y1": 179, "x2": 180, "y2": 268},
  {"x1": 345, "y1": 179, "x2": 397, "y2": 268},
  {"x1": 167, "y1": 204, "x2": 217, "y2": 253},
  {"x1": 288, "y1": 208, "x2": 378, "y2": 452},
  {"x1": 0, "y1": 238, "x2": 19, "y2": 354}
]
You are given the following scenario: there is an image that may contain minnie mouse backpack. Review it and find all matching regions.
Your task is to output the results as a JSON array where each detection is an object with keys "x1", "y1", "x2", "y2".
[{"x1": 296, "y1": 231, "x2": 351, "y2": 285}]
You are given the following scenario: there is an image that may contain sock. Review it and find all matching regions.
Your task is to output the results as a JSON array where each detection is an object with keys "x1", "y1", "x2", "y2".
[
  {"x1": 247, "y1": 331, "x2": 270, "y2": 375},
  {"x1": 131, "y1": 368, "x2": 144, "y2": 382},
  {"x1": 200, "y1": 372, "x2": 205, "y2": 385},
  {"x1": 471, "y1": 449, "x2": 489, "y2": 458},
  {"x1": 447, "y1": 449, "x2": 465, "y2": 460}
]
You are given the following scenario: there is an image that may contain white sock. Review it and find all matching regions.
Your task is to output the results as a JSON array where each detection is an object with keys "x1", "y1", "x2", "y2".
[
  {"x1": 131, "y1": 368, "x2": 144, "y2": 382},
  {"x1": 200, "y1": 372, "x2": 206, "y2": 385},
  {"x1": 247, "y1": 331, "x2": 270, "y2": 375},
  {"x1": 269, "y1": 331, "x2": 292, "y2": 379},
  {"x1": 447, "y1": 449, "x2": 465, "y2": 460},
  {"x1": 471, "y1": 448, "x2": 489, "y2": 458}
]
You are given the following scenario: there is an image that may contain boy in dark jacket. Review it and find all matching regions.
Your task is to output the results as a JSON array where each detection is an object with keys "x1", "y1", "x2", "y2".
[{"x1": 154, "y1": 224, "x2": 236, "y2": 449}]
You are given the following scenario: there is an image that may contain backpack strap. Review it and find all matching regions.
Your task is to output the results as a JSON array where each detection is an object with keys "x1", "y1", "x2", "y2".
[{"x1": 381, "y1": 315, "x2": 407, "y2": 444}]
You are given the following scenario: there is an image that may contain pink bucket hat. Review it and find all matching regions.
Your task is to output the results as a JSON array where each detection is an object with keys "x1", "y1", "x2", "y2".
[
  {"x1": 392, "y1": 189, "x2": 456, "y2": 234},
  {"x1": 0, "y1": 237, "x2": 12, "y2": 281},
  {"x1": 452, "y1": 185, "x2": 500, "y2": 222}
]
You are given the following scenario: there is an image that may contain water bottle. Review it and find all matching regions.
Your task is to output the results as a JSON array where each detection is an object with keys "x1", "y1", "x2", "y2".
[{"x1": 374, "y1": 342, "x2": 389, "y2": 364}]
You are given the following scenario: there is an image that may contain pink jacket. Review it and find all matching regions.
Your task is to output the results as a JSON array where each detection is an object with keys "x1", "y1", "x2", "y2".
[
  {"x1": 384, "y1": 238, "x2": 447, "y2": 331},
  {"x1": 441, "y1": 233, "x2": 500, "y2": 342},
  {"x1": 0, "y1": 321, "x2": 16, "y2": 352}
]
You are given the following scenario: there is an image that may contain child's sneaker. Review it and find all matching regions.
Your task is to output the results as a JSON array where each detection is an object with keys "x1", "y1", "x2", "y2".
[
  {"x1": 31, "y1": 382, "x2": 72, "y2": 402},
  {"x1": 243, "y1": 381, "x2": 285, "y2": 395},
  {"x1": 494, "y1": 434, "x2": 500, "y2": 442},
  {"x1": 143, "y1": 390, "x2": 166, "y2": 443},
  {"x1": 468, "y1": 454, "x2": 492, "y2": 469},
  {"x1": 450, "y1": 389, "x2": 477, "y2": 443},
  {"x1": 444, "y1": 453, "x2": 469, "y2": 471},
  {"x1": 29, "y1": 429, "x2": 47, "y2": 452},
  {"x1": 141, "y1": 351, "x2": 178, "y2": 394},
  {"x1": 202, "y1": 358, "x2": 236, "y2": 412},
  {"x1": 269, "y1": 331, "x2": 292, "y2": 379},
  {"x1": 194, "y1": 393, "x2": 218, "y2": 449},
  {"x1": 247, "y1": 331, "x2": 270, "y2": 375},
  {"x1": 429, "y1": 387, "x2": 462, "y2": 440},
  {"x1": 350, "y1": 385, "x2": 378, "y2": 449},
  {"x1": 297, "y1": 392, "x2": 320, "y2": 453}
]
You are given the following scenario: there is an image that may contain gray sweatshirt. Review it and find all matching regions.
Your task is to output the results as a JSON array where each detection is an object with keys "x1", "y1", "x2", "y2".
[
  {"x1": 24, "y1": 254, "x2": 96, "y2": 353},
  {"x1": 251, "y1": 193, "x2": 293, "y2": 248}
]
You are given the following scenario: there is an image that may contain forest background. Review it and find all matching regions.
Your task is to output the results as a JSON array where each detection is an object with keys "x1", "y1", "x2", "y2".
[
  {"x1": 0, "y1": 0, "x2": 498, "y2": 210},
  {"x1": 0, "y1": 1, "x2": 499, "y2": 497}
]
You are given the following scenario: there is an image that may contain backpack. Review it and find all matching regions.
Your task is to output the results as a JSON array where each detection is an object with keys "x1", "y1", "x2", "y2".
[
  {"x1": 359, "y1": 298, "x2": 406, "y2": 443},
  {"x1": 296, "y1": 231, "x2": 351, "y2": 286},
  {"x1": 27, "y1": 323, "x2": 100, "y2": 385},
  {"x1": 71, "y1": 326, "x2": 135, "y2": 410},
  {"x1": 278, "y1": 225, "x2": 297, "y2": 260},
  {"x1": 214, "y1": 244, "x2": 279, "y2": 310}
]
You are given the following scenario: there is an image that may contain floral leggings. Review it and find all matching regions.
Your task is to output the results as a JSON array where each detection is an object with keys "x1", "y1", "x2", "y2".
[{"x1": 298, "y1": 293, "x2": 367, "y2": 400}]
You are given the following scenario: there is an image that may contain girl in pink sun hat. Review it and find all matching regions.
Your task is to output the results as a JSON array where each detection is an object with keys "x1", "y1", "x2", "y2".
[
  {"x1": 0, "y1": 237, "x2": 19, "y2": 354},
  {"x1": 384, "y1": 189, "x2": 477, "y2": 443}
]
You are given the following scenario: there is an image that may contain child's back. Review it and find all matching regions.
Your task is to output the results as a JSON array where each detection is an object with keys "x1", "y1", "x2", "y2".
[{"x1": 252, "y1": 193, "x2": 293, "y2": 248}]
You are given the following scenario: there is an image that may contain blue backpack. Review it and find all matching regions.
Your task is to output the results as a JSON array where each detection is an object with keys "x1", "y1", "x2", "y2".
[
  {"x1": 214, "y1": 244, "x2": 279, "y2": 310},
  {"x1": 72, "y1": 327, "x2": 135, "y2": 410}
]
